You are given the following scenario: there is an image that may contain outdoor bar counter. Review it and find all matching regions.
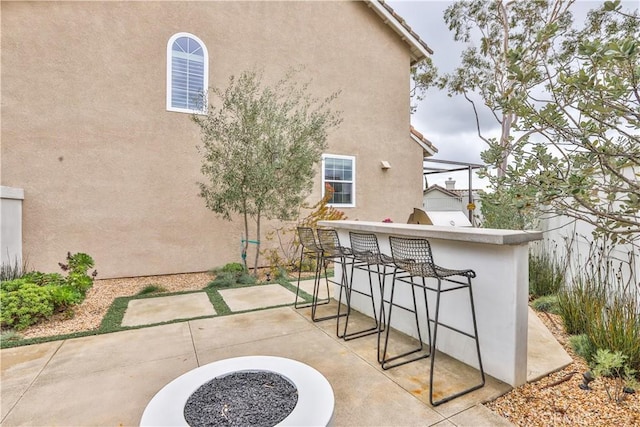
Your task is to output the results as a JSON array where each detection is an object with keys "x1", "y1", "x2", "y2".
[{"x1": 318, "y1": 220, "x2": 543, "y2": 387}]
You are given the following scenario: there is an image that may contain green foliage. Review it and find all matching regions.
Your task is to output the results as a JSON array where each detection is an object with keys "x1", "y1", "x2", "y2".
[
  {"x1": 531, "y1": 295, "x2": 560, "y2": 315},
  {"x1": 557, "y1": 276, "x2": 606, "y2": 335},
  {"x1": 570, "y1": 334, "x2": 595, "y2": 362},
  {"x1": 414, "y1": 0, "x2": 574, "y2": 177},
  {"x1": 207, "y1": 272, "x2": 236, "y2": 288},
  {"x1": 492, "y1": 4, "x2": 640, "y2": 243},
  {"x1": 0, "y1": 256, "x2": 27, "y2": 281},
  {"x1": 0, "y1": 329, "x2": 21, "y2": 344},
  {"x1": 478, "y1": 187, "x2": 537, "y2": 230},
  {"x1": 219, "y1": 263, "x2": 245, "y2": 274},
  {"x1": 416, "y1": 0, "x2": 639, "y2": 245},
  {"x1": 592, "y1": 348, "x2": 639, "y2": 403},
  {"x1": 0, "y1": 282, "x2": 55, "y2": 330},
  {"x1": 528, "y1": 244, "x2": 565, "y2": 297},
  {"x1": 586, "y1": 292, "x2": 640, "y2": 373},
  {"x1": 137, "y1": 285, "x2": 167, "y2": 296},
  {"x1": 194, "y1": 67, "x2": 342, "y2": 274},
  {"x1": 558, "y1": 271, "x2": 639, "y2": 372},
  {"x1": 236, "y1": 273, "x2": 256, "y2": 285},
  {"x1": 0, "y1": 252, "x2": 97, "y2": 330},
  {"x1": 262, "y1": 186, "x2": 347, "y2": 276}
]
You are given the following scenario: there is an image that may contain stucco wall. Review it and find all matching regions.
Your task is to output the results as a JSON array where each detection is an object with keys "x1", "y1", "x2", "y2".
[{"x1": 1, "y1": 1, "x2": 424, "y2": 278}]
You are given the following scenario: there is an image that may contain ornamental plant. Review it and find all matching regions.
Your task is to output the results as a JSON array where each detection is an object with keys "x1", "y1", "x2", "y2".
[{"x1": 0, "y1": 252, "x2": 97, "y2": 330}]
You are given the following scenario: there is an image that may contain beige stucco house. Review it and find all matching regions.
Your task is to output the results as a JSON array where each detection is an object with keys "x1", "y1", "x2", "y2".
[{"x1": 1, "y1": 0, "x2": 435, "y2": 278}]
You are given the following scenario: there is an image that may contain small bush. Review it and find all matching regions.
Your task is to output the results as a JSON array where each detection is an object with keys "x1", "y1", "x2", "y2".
[
  {"x1": 237, "y1": 273, "x2": 256, "y2": 285},
  {"x1": 570, "y1": 334, "x2": 595, "y2": 362},
  {"x1": 531, "y1": 295, "x2": 560, "y2": 314},
  {"x1": 557, "y1": 277, "x2": 606, "y2": 335},
  {"x1": 0, "y1": 252, "x2": 97, "y2": 330},
  {"x1": 586, "y1": 292, "x2": 640, "y2": 373},
  {"x1": 207, "y1": 272, "x2": 236, "y2": 288},
  {"x1": 0, "y1": 282, "x2": 55, "y2": 330},
  {"x1": 592, "y1": 349, "x2": 639, "y2": 403},
  {"x1": 220, "y1": 262, "x2": 245, "y2": 274},
  {"x1": 529, "y1": 247, "x2": 564, "y2": 297}
]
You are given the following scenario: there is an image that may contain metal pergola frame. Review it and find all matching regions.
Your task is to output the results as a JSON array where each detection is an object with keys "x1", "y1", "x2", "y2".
[{"x1": 423, "y1": 158, "x2": 485, "y2": 223}]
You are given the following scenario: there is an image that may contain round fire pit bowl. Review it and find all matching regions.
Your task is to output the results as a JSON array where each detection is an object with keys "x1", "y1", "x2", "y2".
[{"x1": 140, "y1": 356, "x2": 334, "y2": 427}]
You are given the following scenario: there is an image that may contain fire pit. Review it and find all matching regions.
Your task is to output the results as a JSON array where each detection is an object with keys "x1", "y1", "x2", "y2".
[{"x1": 140, "y1": 356, "x2": 334, "y2": 427}]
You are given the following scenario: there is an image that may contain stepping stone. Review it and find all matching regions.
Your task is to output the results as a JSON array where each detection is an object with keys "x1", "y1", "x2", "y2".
[
  {"x1": 122, "y1": 293, "x2": 216, "y2": 327},
  {"x1": 296, "y1": 278, "x2": 335, "y2": 300},
  {"x1": 218, "y1": 284, "x2": 301, "y2": 312}
]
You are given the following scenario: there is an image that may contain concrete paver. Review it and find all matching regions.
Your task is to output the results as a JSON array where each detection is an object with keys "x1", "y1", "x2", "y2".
[
  {"x1": 218, "y1": 283, "x2": 300, "y2": 312},
  {"x1": 448, "y1": 404, "x2": 516, "y2": 427},
  {"x1": 121, "y1": 292, "x2": 215, "y2": 327},
  {"x1": 526, "y1": 307, "x2": 572, "y2": 381}
]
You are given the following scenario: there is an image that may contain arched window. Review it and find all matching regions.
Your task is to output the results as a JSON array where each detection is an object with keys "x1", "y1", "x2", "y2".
[{"x1": 166, "y1": 33, "x2": 208, "y2": 113}]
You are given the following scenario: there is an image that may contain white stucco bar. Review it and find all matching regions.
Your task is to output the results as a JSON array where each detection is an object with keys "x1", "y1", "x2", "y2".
[{"x1": 318, "y1": 220, "x2": 542, "y2": 387}]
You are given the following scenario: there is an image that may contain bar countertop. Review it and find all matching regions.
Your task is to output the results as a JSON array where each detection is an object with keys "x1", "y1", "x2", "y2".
[{"x1": 317, "y1": 220, "x2": 542, "y2": 246}]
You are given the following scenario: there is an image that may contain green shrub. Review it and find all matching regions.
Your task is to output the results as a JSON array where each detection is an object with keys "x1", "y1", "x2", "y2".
[
  {"x1": 0, "y1": 252, "x2": 97, "y2": 331},
  {"x1": 570, "y1": 334, "x2": 595, "y2": 362},
  {"x1": 21, "y1": 272, "x2": 66, "y2": 287},
  {"x1": 586, "y1": 292, "x2": 640, "y2": 373},
  {"x1": 219, "y1": 262, "x2": 245, "y2": 274},
  {"x1": 592, "y1": 349, "x2": 639, "y2": 403},
  {"x1": 559, "y1": 274, "x2": 639, "y2": 373},
  {"x1": 207, "y1": 272, "x2": 236, "y2": 288},
  {"x1": 557, "y1": 277, "x2": 606, "y2": 335},
  {"x1": 237, "y1": 273, "x2": 257, "y2": 285},
  {"x1": 529, "y1": 247, "x2": 564, "y2": 297},
  {"x1": 531, "y1": 295, "x2": 560, "y2": 314},
  {"x1": 0, "y1": 283, "x2": 55, "y2": 330},
  {"x1": 49, "y1": 285, "x2": 83, "y2": 308}
]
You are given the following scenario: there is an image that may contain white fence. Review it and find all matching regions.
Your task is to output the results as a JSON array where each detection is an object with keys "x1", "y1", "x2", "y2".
[{"x1": 539, "y1": 214, "x2": 639, "y2": 297}]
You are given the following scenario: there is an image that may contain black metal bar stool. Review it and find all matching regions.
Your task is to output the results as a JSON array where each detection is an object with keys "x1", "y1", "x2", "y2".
[
  {"x1": 315, "y1": 228, "x2": 352, "y2": 325},
  {"x1": 294, "y1": 227, "x2": 331, "y2": 314},
  {"x1": 387, "y1": 236, "x2": 485, "y2": 407},
  {"x1": 343, "y1": 232, "x2": 394, "y2": 345}
]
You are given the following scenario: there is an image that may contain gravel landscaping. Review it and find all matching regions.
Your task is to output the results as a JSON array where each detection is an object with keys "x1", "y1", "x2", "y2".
[{"x1": 11, "y1": 273, "x2": 640, "y2": 426}]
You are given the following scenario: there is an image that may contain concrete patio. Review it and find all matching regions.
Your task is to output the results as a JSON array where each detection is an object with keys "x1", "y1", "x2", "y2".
[{"x1": 1, "y1": 279, "x2": 571, "y2": 426}]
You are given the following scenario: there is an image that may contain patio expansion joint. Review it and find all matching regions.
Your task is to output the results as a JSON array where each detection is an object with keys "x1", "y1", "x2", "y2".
[
  {"x1": 1, "y1": 340, "x2": 64, "y2": 424},
  {"x1": 187, "y1": 322, "x2": 200, "y2": 366}
]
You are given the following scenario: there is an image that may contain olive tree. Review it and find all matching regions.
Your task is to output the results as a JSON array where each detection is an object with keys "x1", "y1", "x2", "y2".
[{"x1": 193, "y1": 69, "x2": 342, "y2": 274}]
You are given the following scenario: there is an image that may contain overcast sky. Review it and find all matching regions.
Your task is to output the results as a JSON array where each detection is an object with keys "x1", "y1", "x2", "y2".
[{"x1": 386, "y1": 0, "x2": 635, "y2": 190}]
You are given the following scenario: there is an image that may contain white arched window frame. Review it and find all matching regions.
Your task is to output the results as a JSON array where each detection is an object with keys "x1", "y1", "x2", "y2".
[{"x1": 166, "y1": 32, "x2": 208, "y2": 114}]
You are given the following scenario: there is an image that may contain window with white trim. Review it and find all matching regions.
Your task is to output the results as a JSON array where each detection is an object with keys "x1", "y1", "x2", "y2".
[
  {"x1": 322, "y1": 154, "x2": 355, "y2": 207},
  {"x1": 167, "y1": 33, "x2": 208, "y2": 113}
]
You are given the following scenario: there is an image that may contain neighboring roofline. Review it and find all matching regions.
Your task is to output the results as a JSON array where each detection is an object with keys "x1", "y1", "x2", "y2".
[
  {"x1": 367, "y1": 0, "x2": 434, "y2": 65},
  {"x1": 410, "y1": 126, "x2": 438, "y2": 157},
  {"x1": 423, "y1": 184, "x2": 461, "y2": 198}
]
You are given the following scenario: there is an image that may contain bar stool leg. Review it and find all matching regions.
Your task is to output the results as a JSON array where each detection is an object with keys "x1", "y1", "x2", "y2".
[
  {"x1": 294, "y1": 248, "x2": 329, "y2": 310},
  {"x1": 311, "y1": 252, "x2": 349, "y2": 322},
  {"x1": 379, "y1": 272, "x2": 430, "y2": 370},
  {"x1": 429, "y1": 277, "x2": 485, "y2": 406},
  {"x1": 338, "y1": 258, "x2": 380, "y2": 340}
]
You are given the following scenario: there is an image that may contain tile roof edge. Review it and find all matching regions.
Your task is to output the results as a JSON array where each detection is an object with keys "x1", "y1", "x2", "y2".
[{"x1": 367, "y1": 0, "x2": 434, "y2": 63}]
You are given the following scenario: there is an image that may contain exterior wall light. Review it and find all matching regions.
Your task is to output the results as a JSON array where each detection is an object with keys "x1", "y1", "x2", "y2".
[{"x1": 380, "y1": 160, "x2": 391, "y2": 170}]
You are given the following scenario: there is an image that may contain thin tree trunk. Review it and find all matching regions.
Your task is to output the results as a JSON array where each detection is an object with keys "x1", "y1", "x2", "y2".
[
  {"x1": 253, "y1": 210, "x2": 261, "y2": 277},
  {"x1": 242, "y1": 200, "x2": 249, "y2": 272}
]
